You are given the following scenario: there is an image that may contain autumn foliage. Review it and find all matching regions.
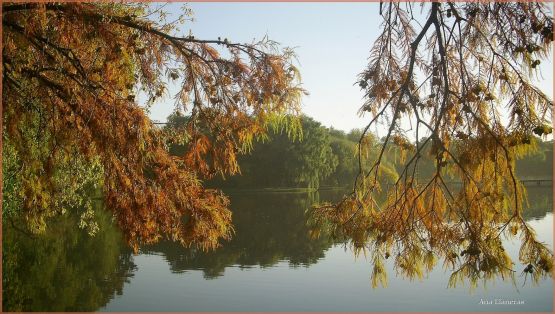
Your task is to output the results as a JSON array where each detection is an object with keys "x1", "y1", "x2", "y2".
[
  {"x1": 2, "y1": 3, "x2": 303, "y2": 251},
  {"x1": 310, "y1": 2, "x2": 553, "y2": 288}
]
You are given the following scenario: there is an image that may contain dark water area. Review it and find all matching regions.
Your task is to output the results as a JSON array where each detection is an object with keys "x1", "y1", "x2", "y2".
[{"x1": 3, "y1": 187, "x2": 553, "y2": 312}]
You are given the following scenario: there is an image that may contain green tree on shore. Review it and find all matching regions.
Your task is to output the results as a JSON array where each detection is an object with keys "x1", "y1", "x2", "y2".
[{"x1": 206, "y1": 116, "x2": 337, "y2": 189}]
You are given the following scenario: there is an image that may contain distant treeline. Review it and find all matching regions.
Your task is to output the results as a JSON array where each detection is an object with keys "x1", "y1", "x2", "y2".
[
  {"x1": 205, "y1": 116, "x2": 391, "y2": 189},
  {"x1": 166, "y1": 114, "x2": 552, "y2": 190},
  {"x1": 515, "y1": 140, "x2": 553, "y2": 179}
]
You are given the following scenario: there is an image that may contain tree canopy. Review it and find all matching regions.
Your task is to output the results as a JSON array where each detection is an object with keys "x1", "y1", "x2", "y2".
[
  {"x1": 310, "y1": 2, "x2": 553, "y2": 288},
  {"x1": 2, "y1": 2, "x2": 304, "y2": 251},
  {"x1": 206, "y1": 115, "x2": 338, "y2": 189}
]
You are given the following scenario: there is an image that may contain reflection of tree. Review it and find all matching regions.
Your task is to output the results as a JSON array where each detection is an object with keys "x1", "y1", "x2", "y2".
[
  {"x1": 522, "y1": 186, "x2": 553, "y2": 220},
  {"x1": 143, "y1": 191, "x2": 344, "y2": 278},
  {"x1": 2, "y1": 206, "x2": 135, "y2": 311}
]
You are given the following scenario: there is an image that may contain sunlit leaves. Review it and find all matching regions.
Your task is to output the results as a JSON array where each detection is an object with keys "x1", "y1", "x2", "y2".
[
  {"x1": 310, "y1": 2, "x2": 553, "y2": 289},
  {"x1": 2, "y1": 2, "x2": 303, "y2": 251}
]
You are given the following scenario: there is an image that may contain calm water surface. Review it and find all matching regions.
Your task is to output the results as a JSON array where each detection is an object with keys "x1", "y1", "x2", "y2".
[{"x1": 3, "y1": 187, "x2": 553, "y2": 312}]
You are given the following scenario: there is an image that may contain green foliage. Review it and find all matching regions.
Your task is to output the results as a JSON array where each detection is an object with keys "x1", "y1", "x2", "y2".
[
  {"x1": 323, "y1": 135, "x2": 358, "y2": 187},
  {"x1": 323, "y1": 128, "x2": 399, "y2": 188},
  {"x1": 282, "y1": 117, "x2": 338, "y2": 188},
  {"x1": 2, "y1": 114, "x2": 103, "y2": 236},
  {"x1": 192, "y1": 117, "x2": 398, "y2": 190},
  {"x1": 164, "y1": 111, "x2": 550, "y2": 195},
  {"x1": 206, "y1": 116, "x2": 339, "y2": 189},
  {"x1": 515, "y1": 140, "x2": 553, "y2": 179}
]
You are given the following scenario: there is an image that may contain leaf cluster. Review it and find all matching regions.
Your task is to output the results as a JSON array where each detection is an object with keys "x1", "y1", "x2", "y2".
[
  {"x1": 311, "y1": 2, "x2": 553, "y2": 288},
  {"x1": 2, "y1": 2, "x2": 304, "y2": 251}
]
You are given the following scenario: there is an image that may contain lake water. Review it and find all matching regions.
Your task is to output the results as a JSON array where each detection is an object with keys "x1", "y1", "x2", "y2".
[{"x1": 3, "y1": 186, "x2": 553, "y2": 312}]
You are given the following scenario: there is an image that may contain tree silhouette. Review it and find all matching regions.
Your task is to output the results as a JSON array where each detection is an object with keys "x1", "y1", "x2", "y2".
[{"x1": 310, "y1": 2, "x2": 553, "y2": 288}]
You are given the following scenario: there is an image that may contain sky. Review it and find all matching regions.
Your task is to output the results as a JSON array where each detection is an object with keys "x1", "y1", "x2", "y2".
[{"x1": 147, "y1": 3, "x2": 553, "y2": 133}]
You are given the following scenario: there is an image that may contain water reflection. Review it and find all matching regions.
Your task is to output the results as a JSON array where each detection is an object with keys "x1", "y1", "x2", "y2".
[
  {"x1": 2, "y1": 203, "x2": 135, "y2": 311},
  {"x1": 2, "y1": 187, "x2": 551, "y2": 311},
  {"x1": 142, "y1": 189, "x2": 346, "y2": 278},
  {"x1": 523, "y1": 186, "x2": 553, "y2": 220},
  {"x1": 104, "y1": 186, "x2": 552, "y2": 312},
  {"x1": 142, "y1": 186, "x2": 551, "y2": 282}
]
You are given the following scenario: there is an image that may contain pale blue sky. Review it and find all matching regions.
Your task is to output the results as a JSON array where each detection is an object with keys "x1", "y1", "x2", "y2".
[{"x1": 147, "y1": 3, "x2": 553, "y2": 133}]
